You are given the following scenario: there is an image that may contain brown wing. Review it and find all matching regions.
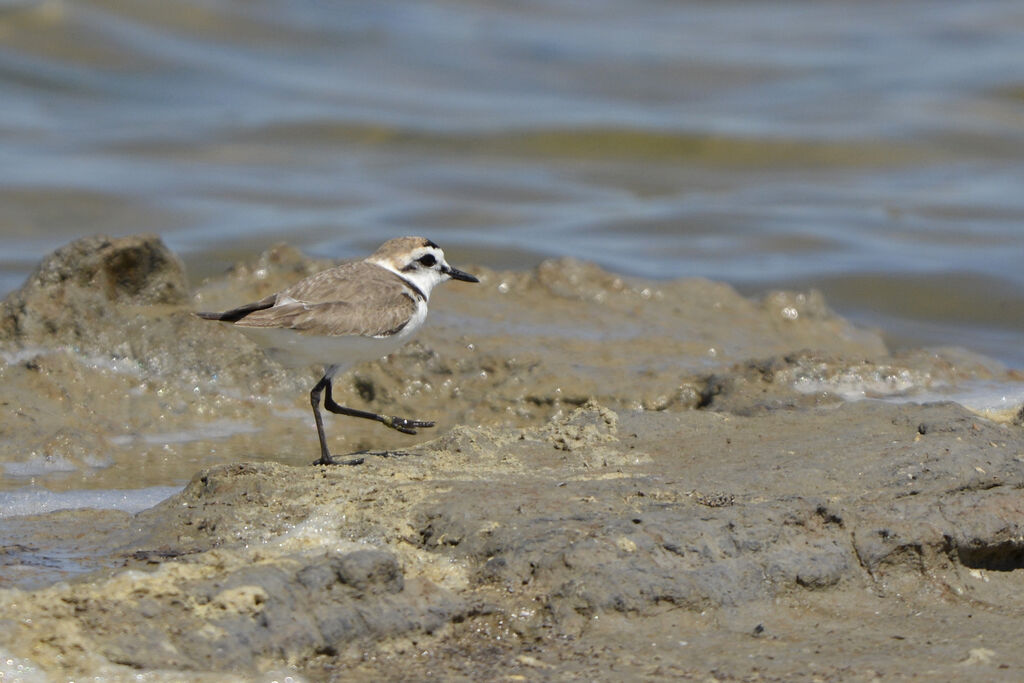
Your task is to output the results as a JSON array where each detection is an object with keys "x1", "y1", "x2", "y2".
[
  {"x1": 279, "y1": 260, "x2": 407, "y2": 305},
  {"x1": 228, "y1": 262, "x2": 418, "y2": 337},
  {"x1": 231, "y1": 297, "x2": 415, "y2": 337}
]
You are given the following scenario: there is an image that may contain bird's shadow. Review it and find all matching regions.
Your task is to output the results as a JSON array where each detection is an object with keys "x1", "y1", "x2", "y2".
[
  {"x1": 312, "y1": 449, "x2": 422, "y2": 466},
  {"x1": 353, "y1": 449, "x2": 422, "y2": 460}
]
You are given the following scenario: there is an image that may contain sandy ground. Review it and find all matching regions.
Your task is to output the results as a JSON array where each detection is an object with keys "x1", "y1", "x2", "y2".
[{"x1": 1, "y1": 235, "x2": 1023, "y2": 681}]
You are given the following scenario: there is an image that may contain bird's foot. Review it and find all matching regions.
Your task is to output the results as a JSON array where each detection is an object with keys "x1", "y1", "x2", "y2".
[
  {"x1": 384, "y1": 416, "x2": 435, "y2": 435},
  {"x1": 314, "y1": 454, "x2": 366, "y2": 467}
]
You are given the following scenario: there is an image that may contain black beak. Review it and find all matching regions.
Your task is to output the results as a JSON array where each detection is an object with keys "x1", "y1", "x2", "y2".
[{"x1": 444, "y1": 265, "x2": 479, "y2": 283}]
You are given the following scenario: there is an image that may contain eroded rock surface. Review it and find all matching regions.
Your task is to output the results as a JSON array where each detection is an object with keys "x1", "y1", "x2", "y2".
[
  {"x1": 3, "y1": 402, "x2": 1024, "y2": 679},
  {"x1": 2, "y1": 236, "x2": 1024, "y2": 680}
]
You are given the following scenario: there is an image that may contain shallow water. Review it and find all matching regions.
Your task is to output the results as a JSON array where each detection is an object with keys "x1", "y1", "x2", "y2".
[
  {"x1": 0, "y1": 485, "x2": 182, "y2": 518},
  {"x1": 0, "y1": 0, "x2": 1022, "y2": 366}
]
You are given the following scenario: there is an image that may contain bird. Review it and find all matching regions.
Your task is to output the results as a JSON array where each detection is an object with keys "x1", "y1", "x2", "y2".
[{"x1": 197, "y1": 236, "x2": 479, "y2": 465}]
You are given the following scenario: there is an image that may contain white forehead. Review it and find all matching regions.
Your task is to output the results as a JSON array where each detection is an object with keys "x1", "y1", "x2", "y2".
[
  {"x1": 407, "y1": 245, "x2": 444, "y2": 262},
  {"x1": 371, "y1": 245, "x2": 445, "y2": 269}
]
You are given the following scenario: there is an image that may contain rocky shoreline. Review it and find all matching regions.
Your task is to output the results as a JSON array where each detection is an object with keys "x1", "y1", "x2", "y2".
[{"x1": 1, "y1": 235, "x2": 1023, "y2": 680}]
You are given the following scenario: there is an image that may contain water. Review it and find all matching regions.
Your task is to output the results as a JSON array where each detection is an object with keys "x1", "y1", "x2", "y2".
[
  {"x1": 1, "y1": 0, "x2": 1023, "y2": 370},
  {"x1": 0, "y1": 485, "x2": 182, "y2": 518}
]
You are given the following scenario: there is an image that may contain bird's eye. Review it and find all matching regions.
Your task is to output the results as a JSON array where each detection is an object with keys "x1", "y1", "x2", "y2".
[{"x1": 418, "y1": 254, "x2": 437, "y2": 267}]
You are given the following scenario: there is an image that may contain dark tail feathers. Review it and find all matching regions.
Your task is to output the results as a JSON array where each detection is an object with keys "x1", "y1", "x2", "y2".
[{"x1": 196, "y1": 296, "x2": 276, "y2": 323}]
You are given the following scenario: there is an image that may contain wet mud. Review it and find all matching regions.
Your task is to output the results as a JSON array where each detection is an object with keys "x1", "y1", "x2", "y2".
[{"x1": 1, "y1": 235, "x2": 1023, "y2": 680}]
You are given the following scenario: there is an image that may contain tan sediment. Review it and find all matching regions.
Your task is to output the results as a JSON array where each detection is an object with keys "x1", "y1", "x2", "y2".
[{"x1": 1, "y1": 235, "x2": 1023, "y2": 680}]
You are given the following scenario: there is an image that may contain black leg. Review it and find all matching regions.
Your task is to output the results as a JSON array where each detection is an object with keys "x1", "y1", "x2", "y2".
[
  {"x1": 309, "y1": 375, "x2": 364, "y2": 466},
  {"x1": 323, "y1": 378, "x2": 434, "y2": 435}
]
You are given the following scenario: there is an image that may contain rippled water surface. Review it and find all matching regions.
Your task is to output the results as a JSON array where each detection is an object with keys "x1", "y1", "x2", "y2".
[{"x1": 1, "y1": 0, "x2": 1023, "y2": 364}]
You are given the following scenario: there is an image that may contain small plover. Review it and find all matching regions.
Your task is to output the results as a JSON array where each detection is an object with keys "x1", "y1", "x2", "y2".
[{"x1": 198, "y1": 236, "x2": 479, "y2": 465}]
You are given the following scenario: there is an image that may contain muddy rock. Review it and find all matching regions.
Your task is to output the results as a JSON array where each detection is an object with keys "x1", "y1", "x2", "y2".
[
  {"x1": 0, "y1": 234, "x2": 187, "y2": 342},
  {"x1": 0, "y1": 234, "x2": 297, "y2": 386},
  {"x1": 2, "y1": 400, "x2": 1022, "y2": 679},
  {"x1": 3, "y1": 238, "x2": 1024, "y2": 680},
  {"x1": 0, "y1": 542, "x2": 462, "y2": 674},
  {"x1": 0, "y1": 239, "x2": 914, "y2": 491}
]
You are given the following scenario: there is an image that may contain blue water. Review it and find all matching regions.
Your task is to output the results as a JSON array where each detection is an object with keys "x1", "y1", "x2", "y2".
[{"x1": 1, "y1": 0, "x2": 1022, "y2": 365}]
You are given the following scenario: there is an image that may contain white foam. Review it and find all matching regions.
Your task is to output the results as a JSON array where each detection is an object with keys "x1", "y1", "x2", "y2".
[
  {"x1": 110, "y1": 418, "x2": 260, "y2": 446},
  {"x1": 885, "y1": 380, "x2": 1024, "y2": 421},
  {"x1": 272, "y1": 508, "x2": 368, "y2": 552},
  {"x1": 0, "y1": 486, "x2": 182, "y2": 519},
  {"x1": 2, "y1": 455, "x2": 79, "y2": 477},
  {"x1": 0, "y1": 345, "x2": 143, "y2": 377},
  {"x1": 0, "y1": 649, "x2": 47, "y2": 683},
  {"x1": 3, "y1": 452, "x2": 114, "y2": 477},
  {"x1": 0, "y1": 346, "x2": 51, "y2": 366},
  {"x1": 795, "y1": 374, "x2": 1024, "y2": 421},
  {"x1": 76, "y1": 352, "x2": 144, "y2": 377},
  {"x1": 792, "y1": 367, "x2": 929, "y2": 400}
]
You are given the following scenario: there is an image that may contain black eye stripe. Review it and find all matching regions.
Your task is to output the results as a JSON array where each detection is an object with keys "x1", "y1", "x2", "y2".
[{"x1": 418, "y1": 254, "x2": 437, "y2": 267}]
